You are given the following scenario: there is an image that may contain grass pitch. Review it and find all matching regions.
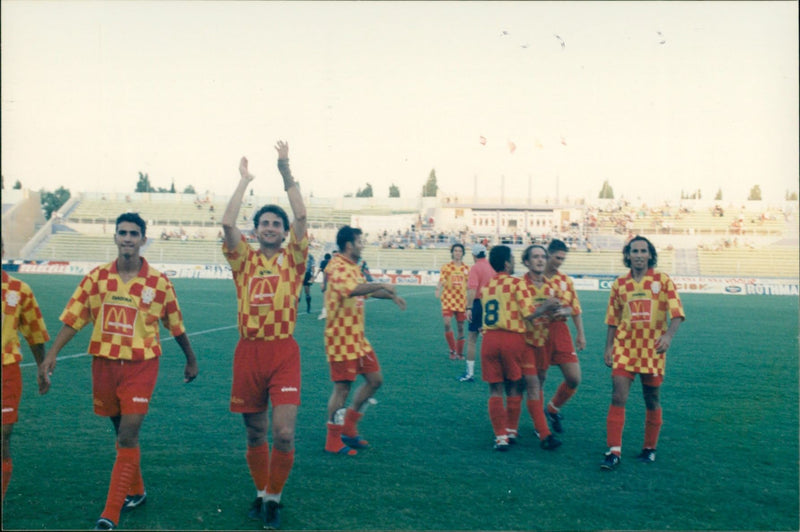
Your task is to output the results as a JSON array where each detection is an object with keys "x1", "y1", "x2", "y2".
[{"x1": 2, "y1": 274, "x2": 798, "y2": 530}]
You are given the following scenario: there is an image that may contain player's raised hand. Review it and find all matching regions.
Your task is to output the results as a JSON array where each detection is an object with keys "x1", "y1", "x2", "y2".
[
  {"x1": 239, "y1": 156, "x2": 255, "y2": 182},
  {"x1": 275, "y1": 140, "x2": 289, "y2": 160}
]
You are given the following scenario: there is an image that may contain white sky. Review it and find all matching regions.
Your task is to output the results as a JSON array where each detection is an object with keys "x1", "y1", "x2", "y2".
[{"x1": 2, "y1": 1, "x2": 798, "y2": 204}]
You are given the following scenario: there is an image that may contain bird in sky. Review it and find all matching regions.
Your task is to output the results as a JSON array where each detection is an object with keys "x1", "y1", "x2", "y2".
[
  {"x1": 657, "y1": 31, "x2": 666, "y2": 45},
  {"x1": 554, "y1": 34, "x2": 566, "y2": 50}
]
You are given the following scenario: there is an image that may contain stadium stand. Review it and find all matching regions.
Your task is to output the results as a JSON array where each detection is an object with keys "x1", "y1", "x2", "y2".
[{"x1": 12, "y1": 191, "x2": 798, "y2": 279}]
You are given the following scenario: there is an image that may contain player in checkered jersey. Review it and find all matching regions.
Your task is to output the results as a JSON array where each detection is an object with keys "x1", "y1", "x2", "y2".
[
  {"x1": 40, "y1": 213, "x2": 199, "y2": 531},
  {"x1": 323, "y1": 226, "x2": 406, "y2": 455},
  {"x1": 541, "y1": 239, "x2": 587, "y2": 435},
  {"x1": 2, "y1": 238, "x2": 50, "y2": 502},
  {"x1": 434, "y1": 243, "x2": 469, "y2": 360},
  {"x1": 601, "y1": 236, "x2": 684, "y2": 470},
  {"x1": 480, "y1": 245, "x2": 561, "y2": 452},
  {"x1": 221, "y1": 141, "x2": 307, "y2": 529}
]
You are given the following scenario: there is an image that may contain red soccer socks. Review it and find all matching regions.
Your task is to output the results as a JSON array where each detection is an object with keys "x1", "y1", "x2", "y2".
[
  {"x1": 246, "y1": 442, "x2": 270, "y2": 492},
  {"x1": 266, "y1": 448, "x2": 295, "y2": 496},
  {"x1": 644, "y1": 408, "x2": 663, "y2": 450},
  {"x1": 101, "y1": 446, "x2": 140, "y2": 525}
]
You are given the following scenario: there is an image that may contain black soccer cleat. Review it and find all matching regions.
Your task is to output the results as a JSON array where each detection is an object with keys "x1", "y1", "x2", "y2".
[
  {"x1": 636, "y1": 448, "x2": 656, "y2": 463},
  {"x1": 539, "y1": 434, "x2": 562, "y2": 450},
  {"x1": 601, "y1": 451, "x2": 621, "y2": 470},
  {"x1": 263, "y1": 500, "x2": 283, "y2": 530},
  {"x1": 545, "y1": 409, "x2": 564, "y2": 433}
]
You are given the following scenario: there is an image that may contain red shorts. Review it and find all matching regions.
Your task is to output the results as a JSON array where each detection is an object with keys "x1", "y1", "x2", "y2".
[
  {"x1": 547, "y1": 323, "x2": 579, "y2": 366},
  {"x1": 612, "y1": 367, "x2": 664, "y2": 387},
  {"x1": 480, "y1": 330, "x2": 525, "y2": 384},
  {"x1": 329, "y1": 349, "x2": 381, "y2": 382},
  {"x1": 521, "y1": 344, "x2": 544, "y2": 376},
  {"x1": 2, "y1": 362, "x2": 22, "y2": 425},
  {"x1": 442, "y1": 309, "x2": 467, "y2": 322},
  {"x1": 92, "y1": 356, "x2": 160, "y2": 417},
  {"x1": 231, "y1": 337, "x2": 301, "y2": 413}
]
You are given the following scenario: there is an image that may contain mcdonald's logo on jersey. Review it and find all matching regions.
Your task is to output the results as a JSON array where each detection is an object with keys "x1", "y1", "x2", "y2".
[
  {"x1": 249, "y1": 275, "x2": 279, "y2": 307},
  {"x1": 628, "y1": 299, "x2": 652, "y2": 323},
  {"x1": 102, "y1": 304, "x2": 137, "y2": 337}
]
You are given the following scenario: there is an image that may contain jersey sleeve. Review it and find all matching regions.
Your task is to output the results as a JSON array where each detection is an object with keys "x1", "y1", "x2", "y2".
[
  {"x1": 604, "y1": 279, "x2": 622, "y2": 327},
  {"x1": 223, "y1": 234, "x2": 250, "y2": 275},
  {"x1": 18, "y1": 284, "x2": 50, "y2": 346},
  {"x1": 60, "y1": 272, "x2": 97, "y2": 331},
  {"x1": 160, "y1": 278, "x2": 187, "y2": 337}
]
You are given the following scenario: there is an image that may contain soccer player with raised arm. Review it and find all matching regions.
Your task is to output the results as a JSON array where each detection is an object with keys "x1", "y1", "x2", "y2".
[
  {"x1": 480, "y1": 245, "x2": 559, "y2": 451},
  {"x1": 221, "y1": 141, "x2": 307, "y2": 529},
  {"x1": 542, "y1": 239, "x2": 586, "y2": 435},
  {"x1": 40, "y1": 213, "x2": 198, "y2": 531},
  {"x1": 435, "y1": 243, "x2": 469, "y2": 360},
  {"x1": 323, "y1": 226, "x2": 406, "y2": 455},
  {"x1": 2, "y1": 238, "x2": 49, "y2": 502},
  {"x1": 601, "y1": 236, "x2": 684, "y2": 470}
]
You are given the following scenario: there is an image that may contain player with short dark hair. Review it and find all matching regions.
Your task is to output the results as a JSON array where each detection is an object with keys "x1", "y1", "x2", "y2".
[
  {"x1": 221, "y1": 141, "x2": 307, "y2": 529},
  {"x1": 2, "y1": 239, "x2": 50, "y2": 502},
  {"x1": 40, "y1": 213, "x2": 198, "y2": 531},
  {"x1": 601, "y1": 235, "x2": 684, "y2": 470},
  {"x1": 541, "y1": 239, "x2": 586, "y2": 435},
  {"x1": 479, "y1": 245, "x2": 558, "y2": 451},
  {"x1": 435, "y1": 243, "x2": 469, "y2": 360},
  {"x1": 323, "y1": 225, "x2": 406, "y2": 455}
]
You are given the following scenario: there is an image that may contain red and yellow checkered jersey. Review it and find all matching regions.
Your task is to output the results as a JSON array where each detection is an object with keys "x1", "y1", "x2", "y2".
[
  {"x1": 546, "y1": 271, "x2": 582, "y2": 321},
  {"x1": 480, "y1": 273, "x2": 537, "y2": 334},
  {"x1": 223, "y1": 230, "x2": 308, "y2": 341},
  {"x1": 605, "y1": 269, "x2": 685, "y2": 376},
  {"x1": 2, "y1": 271, "x2": 50, "y2": 366},
  {"x1": 324, "y1": 253, "x2": 373, "y2": 362},
  {"x1": 59, "y1": 259, "x2": 186, "y2": 361},
  {"x1": 439, "y1": 262, "x2": 470, "y2": 312},
  {"x1": 522, "y1": 273, "x2": 555, "y2": 347}
]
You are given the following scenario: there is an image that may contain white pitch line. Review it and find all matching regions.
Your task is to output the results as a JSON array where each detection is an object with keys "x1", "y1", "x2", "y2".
[
  {"x1": 19, "y1": 324, "x2": 239, "y2": 368},
  {"x1": 19, "y1": 289, "x2": 432, "y2": 368}
]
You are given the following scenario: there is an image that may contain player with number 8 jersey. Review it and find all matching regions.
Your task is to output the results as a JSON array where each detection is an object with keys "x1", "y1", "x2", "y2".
[{"x1": 479, "y1": 245, "x2": 559, "y2": 452}]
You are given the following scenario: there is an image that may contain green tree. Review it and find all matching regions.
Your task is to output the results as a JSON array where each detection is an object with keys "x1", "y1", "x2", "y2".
[
  {"x1": 786, "y1": 190, "x2": 798, "y2": 201},
  {"x1": 715, "y1": 188, "x2": 723, "y2": 201},
  {"x1": 13, "y1": 180, "x2": 22, "y2": 190},
  {"x1": 747, "y1": 184, "x2": 762, "y2": 201},
  {"x1": 136, "y1": 172, "x2": 155, "y2": 193},
  {"x1": 40, "y1": 186, "x2": 71, "y2": 220},
  {"x1": 356, "y1": 183, "x2": 373, "y2": 198},
  {"x1": 389, "y1": 184, "x2": 400, "y2": 198},
  {"x1": 598, "y1": 180, "x2": 614, "y2": 199},
  {"x1": 169, "y1": 179, "x2": 176, "y2": 193},
  {"x1": 422, "y1": 169, "x2": 438, "y2": 197},
  {"x1": 183, "y1": 185, "x2": 196, "y2": 194}
]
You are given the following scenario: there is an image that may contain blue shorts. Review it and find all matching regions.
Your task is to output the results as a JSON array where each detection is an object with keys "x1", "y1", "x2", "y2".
[{"x1": 468, "y1": 299, "x2": 483, "y2": 333}]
